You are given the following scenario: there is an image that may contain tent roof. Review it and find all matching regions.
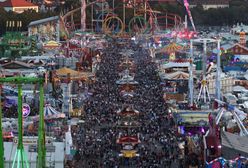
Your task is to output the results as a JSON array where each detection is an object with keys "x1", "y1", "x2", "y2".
[
  {"x1": 43, "y1": 41, "x2": 61, "y2": 47},
  {"x1": 221, "y1": 131, "x2": 248, "y2": 155},
  {"x1": 224, "y1": 93, "x2": 238, "y2": 101},
  {"x1": 28, "y1": 16, "x2": 59, "y2": 27},
  {"x1": 55, "y1": 67, "x2": 80, "y2": 77},
  {"x1": 0, "y1": 0, "x2": 37, "y2": 7},
  {"x1": 44, "y1": 104, "x2": 60, "y2": 116},
  {"x1": 158, "y1": 42, "x2": 183, "y2": 53},
  {"x1": 55, "y1": 67, "x2": 94, "y2": 80},
  {"x1": 1, "y1": 61, "x2": 33, "y2": 69},
  {"x1": 162, "y1": 62, "x2": 191, "y2": 69},
  {"x1": 162, "y1": 71, "x2": 190, "y2": 80},
  {"x1": 233, "y1": 85, "x2": 247, "y2": 92}
]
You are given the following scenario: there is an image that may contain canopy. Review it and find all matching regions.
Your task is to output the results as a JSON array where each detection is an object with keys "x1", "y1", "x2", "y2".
[
  {"x1": 43, "y1": 41, "x2": 61, "y2": 48},
  {"x1": 45, "y1": 104, "x2": 58, "y2": 116},
  {"x1": 56, "y1": 67, "x2": 80, "y2": 77},
  {"x1": 117, "y1": 107, "x2": 139, "y2": 116},
  {"x1": 162, "y1": 61, "x2": 191, "y2": 69},
  {"x1": 162, "y1": 71, "x2": 190, "y2": 80},
  {"x1": 159, "y1": 42, "x2": 183, "y2": 53},
  {"x1": 43, "y1": 104, "x2": 65, "y2": 119},
  {"x1": 120, "y1": 150, "x2": 138, "y2": 158},
  {"x1": 117, "y1": 136, "x2": 140, "y2": 144},
  {"x1": 55, "y1": 67, "x2": 94, "y2": 80}
]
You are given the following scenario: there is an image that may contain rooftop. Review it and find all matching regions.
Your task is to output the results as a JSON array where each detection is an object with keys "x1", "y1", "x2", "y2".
[
  {"x1": 0, "y1": 0, "x2": 37, "y2": 7},
  {"x1": 28, "y1": 16, "x2": 59, "y2": 27},
  {"x1": 221, "y1": 131, "x2": 248, "y2": 158}
]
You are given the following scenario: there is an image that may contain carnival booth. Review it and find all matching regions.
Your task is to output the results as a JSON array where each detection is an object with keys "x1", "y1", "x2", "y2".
[
  {"x1": 161, "y1": 71, "x2": 190, "y2": 102},
  {"x1": 119, "y1": 84, "x2": 135, "y2": 98},
  {"x1": 117, "y1": 107, "x2": 140, "y2": 116},
  {"x1": 117, "y1": 136, "x2": 140, "y2": 145},
  {"x1": 117, "y1": 134, "x2": 140, "y2": 158},
  {"x1": 27, "y1": 104, "x2": 65, "y2": 135},
  {"x1": 44, "y1": 104, "x2": 65, "y2": 136},
  {"x1": 117, "y1": 106, "x2": 140, "y2": 126},
  {"x1": 43, "y1": 41, "x2": 61, "y2": 50},
  {"x1": 116, "y1": 69, "x2": 138, "y2": 85},
  {"x1": 157, "y1": 42, "x2": 184, "y2": 61},
  {"x1": 119, "y1": 56, "x2": 135, "y2": 72},
  {"x1": 55, "y1": 67, "x2": 93, "y2": 82}
]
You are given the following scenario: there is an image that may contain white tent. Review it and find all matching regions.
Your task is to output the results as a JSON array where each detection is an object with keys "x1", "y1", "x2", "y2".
[
  {"x1": 233, "y1": 85, "x2": 247, "y2": 92},
  {"x1": 44, "y1": 104, "x2": 65, "y2": 119},
  {"x1": 32, "y1": 104, "x2": 65, "y2": 121}
]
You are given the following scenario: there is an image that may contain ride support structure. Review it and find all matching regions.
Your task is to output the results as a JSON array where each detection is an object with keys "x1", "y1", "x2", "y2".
[
  {"x1": 81, "y1": 0, "x2": 87, "y2": 31},
  {"x1": 183, "y1": 0, "x2": 196, "y2": 31},
  {"x1": 188, "y1": 39, "x2": 221, "y2": 107},
  {"x1": 214, "y1": 99, "x2": 248, "y2": 136},
  {"x1": 203, "y1": 99, "x2": 248, "y2": 162},
  {"x1": 62, "y1": 0, "x2": 183, "y2": 36},
  {"x1": 0, "y1": 77, "x2": 45, "y2": 168}
]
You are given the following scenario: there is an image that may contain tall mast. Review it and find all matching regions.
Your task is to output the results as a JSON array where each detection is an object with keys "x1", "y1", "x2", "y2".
[
  {"x1": 81, "y1": 0, "x2": 86, "y2": 31},
  {"x1": 0, "y1": 85, "x2": 4, "y2": 168}
]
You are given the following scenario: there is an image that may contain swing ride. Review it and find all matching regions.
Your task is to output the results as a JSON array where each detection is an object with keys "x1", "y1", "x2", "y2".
[{"x1": 0, "y1": 77, "x2": 45, "y2": 168}]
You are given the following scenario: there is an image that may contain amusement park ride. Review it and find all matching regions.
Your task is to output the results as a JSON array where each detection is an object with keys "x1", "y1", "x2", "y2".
[
  {"x1": 0, "y1": 77, "x2": 45, "y2": 168},
  {"x1": 3, "y1": 0, "x2": 238, "y2": 166},
  {"x1": 203, "y1": 99, "x2": 248, "y2": 162},
  {"x1": 188, "y1": 38, "x2": 221, "y2": 108},
  {"x1": 183, "y1": 38, "x2": 248, "y2": 164},
  {"x1": 61, "y1": 0, "x2": 196, "y2": 37}
]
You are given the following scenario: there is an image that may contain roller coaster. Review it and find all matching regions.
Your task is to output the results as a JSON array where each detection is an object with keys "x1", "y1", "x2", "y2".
[{"x1": 60, "y1": 0, "x2": 191, "y2": 37}]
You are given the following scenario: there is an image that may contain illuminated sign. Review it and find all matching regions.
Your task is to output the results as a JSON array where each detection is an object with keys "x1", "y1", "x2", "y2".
[{"x1": 22, "y1": 103, "x2": 30, "y2": 117}]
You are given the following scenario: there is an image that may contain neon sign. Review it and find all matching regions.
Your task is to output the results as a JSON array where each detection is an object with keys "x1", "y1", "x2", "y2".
[{"x1": 22, "y1": 103, "x2": 30, "y2": 117}]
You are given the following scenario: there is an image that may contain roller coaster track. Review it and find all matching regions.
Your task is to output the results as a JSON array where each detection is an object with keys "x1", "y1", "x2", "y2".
[{"x1": 61, "y1": 0, "x2": 183, "y2": 36}]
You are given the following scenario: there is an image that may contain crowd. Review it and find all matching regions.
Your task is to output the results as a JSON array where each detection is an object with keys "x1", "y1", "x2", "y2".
[{"x1": 70, "y1": 39, "x2": 187, "y2": 168}]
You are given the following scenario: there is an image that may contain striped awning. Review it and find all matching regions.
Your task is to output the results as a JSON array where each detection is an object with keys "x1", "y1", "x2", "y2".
[
  {"x1": 159, "y1": 42, "x2": 183, "y2": 53},
  {"x1": 44, "y1": 104, "x2": 65, "y2": 119}
]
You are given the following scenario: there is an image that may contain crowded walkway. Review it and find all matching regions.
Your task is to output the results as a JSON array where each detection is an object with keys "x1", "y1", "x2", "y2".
[{"x1": 72, "y1": 39, "x2": 183, "y2": 168}]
